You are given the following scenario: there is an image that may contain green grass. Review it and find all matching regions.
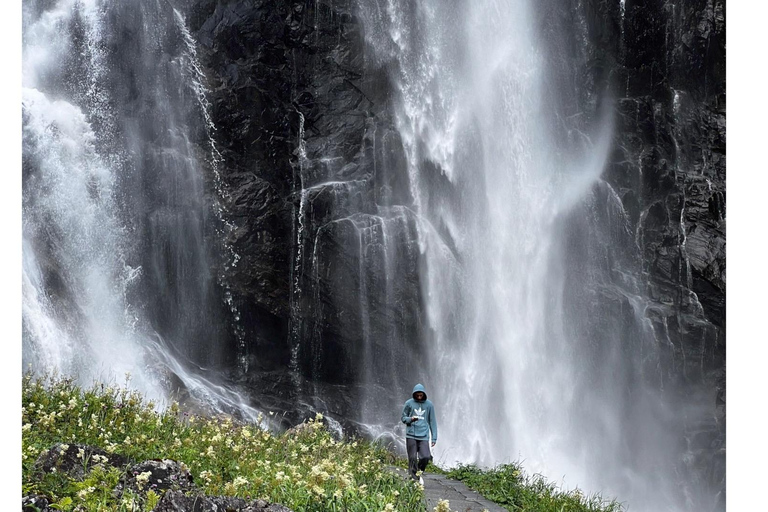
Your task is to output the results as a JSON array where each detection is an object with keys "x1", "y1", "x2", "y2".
[
  {"x1": 443, "y1": 463, "x2": 624, "y2": 512},
  {"x1": 22, "y1": 373, "x2": 623, "y2": 512}
]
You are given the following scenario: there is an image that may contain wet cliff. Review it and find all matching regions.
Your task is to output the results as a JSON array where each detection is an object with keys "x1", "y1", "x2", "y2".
[{"x1": 185, "y1": 0, "x2": 724, "y2": 509}]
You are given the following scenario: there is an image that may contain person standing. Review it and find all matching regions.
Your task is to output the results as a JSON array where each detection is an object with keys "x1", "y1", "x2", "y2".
[{"x1": 401, "y1": 383, "x2": 438, "y2": 484}]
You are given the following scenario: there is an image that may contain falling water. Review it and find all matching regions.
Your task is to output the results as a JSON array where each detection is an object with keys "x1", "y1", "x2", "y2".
[
  {"x1": 22, "y1": 0, "x2": 258, "y2": 420},
  {"x1": 358, "y1": 0, "x2": 708, "y2": 511},
  {"x1": 22, "y1": 0, "x2": 164, "y2": 398}
]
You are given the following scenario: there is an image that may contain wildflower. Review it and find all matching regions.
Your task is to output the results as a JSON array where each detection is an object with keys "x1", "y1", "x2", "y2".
[
  {"x1": 315, "y1": 412, "x2": 324, "y2": 421},
  {"x1": 433, "y1": 499, "x2": 451, "y2": 512},
  {"x1": 311, "y1": 485, "x2": 326, "y2": 497},
  {"x1": 136, "y1": 471, "x2": 152, "y2": 488},
  {"x1": 22, "y1": 423, "x2": 31, "y2": 432},
  {"x1": 199, "y1": 470, "x2": 212, "y2": 484},
  {"x1": 233, "y1": 476, "x2": 248, "y2": 488},
  {"x1": 77, "y1": 486, "x2": 95, "y2": 499},
  {"x1": 76, "y1": 448, "x2": 85, "y2": 459},
  {"x1": 383, "y1": 504, "x2": 396, "y2": 512},
  {"x1": 333, "y1": 489, "x2": 343, "y2": 499}
]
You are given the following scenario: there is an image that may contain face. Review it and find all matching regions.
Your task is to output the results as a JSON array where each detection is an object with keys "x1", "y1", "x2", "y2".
[{"x1": 415, "y1": 392, "x2": 425, "y2": 401}]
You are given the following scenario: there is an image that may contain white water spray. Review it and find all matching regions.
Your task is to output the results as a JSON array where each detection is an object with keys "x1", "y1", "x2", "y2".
[
  {"x1": 358, "y1": 1, "x2": 692, "y2": 510},
  {"x1": 22, "y1": 0, "x2": 260, "y2": 421}
]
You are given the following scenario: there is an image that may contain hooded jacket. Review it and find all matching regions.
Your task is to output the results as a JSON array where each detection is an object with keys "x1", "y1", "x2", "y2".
[{"x1": 401, "y1": 383, "x2": 438, "y2": 442}]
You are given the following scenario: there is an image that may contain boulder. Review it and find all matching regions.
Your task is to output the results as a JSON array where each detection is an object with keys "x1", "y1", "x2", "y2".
[
  {"x1": 115, "y1": 459, "x2": 196, "y2": 497},
  {"x1": 153, "y1": 490, "x2": 294, "y2": 512},
  {"x1": 34, "y1": 443, "x2": 128, "y2": 479},
  {"x1": 22, "y1": 495, "x2": 52, "y2": 512}
]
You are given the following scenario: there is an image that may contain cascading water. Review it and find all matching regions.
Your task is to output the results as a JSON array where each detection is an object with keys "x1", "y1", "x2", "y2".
[
  {"x1": 22, "y1": 0, "x2": 164, "y2": 398},
  {"x1": 22, "y1": 0, "x2": 259, "y2": 421},
  {"x1": 21, "y1": 0, "x2": 722, "y2": 509},
  {"x1": 357, "y1": 1, "x2": 715, "y2": 511}
]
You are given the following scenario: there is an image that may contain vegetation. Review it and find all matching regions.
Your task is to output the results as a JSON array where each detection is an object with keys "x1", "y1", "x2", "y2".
[
  {"x1": 22, "y1": 373, "x2": 622, "y2": 512},
  {"x1": 444, "y1": 463, "x2": 624, "y2": 512},
  {"x1": 22, "y1": 372, "x2": 422, "y2": 511}
]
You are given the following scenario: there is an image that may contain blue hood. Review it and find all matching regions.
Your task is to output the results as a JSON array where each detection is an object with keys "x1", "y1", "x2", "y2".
[{"x1": 412, "y1": 383, "x2": 427, "y2": 401}]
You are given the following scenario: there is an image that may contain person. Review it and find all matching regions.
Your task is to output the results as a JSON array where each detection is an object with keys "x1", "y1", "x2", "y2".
[{"x1": 401, "y1": 383, "x2": 437, "y2": 484}]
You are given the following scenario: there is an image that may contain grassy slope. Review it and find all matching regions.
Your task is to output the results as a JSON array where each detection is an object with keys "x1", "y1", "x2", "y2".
[{"x1": 22, "y1": 374, "x2": 622, "y2": 512}]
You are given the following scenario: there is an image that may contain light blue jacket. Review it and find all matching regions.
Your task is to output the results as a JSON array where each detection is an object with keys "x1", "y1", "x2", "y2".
[{"x1": 401, "y1": 383, "x2": 438, "y2": 442}]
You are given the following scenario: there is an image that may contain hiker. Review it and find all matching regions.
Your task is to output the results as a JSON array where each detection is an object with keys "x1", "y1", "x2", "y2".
[{"x1": 401, "y1": 383, "x2": 438, "y2": 484}]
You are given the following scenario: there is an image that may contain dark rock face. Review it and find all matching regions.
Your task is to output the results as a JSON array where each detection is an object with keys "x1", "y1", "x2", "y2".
[{"x1": 190, "y1": 0, "x2": 424, "y2": 422}]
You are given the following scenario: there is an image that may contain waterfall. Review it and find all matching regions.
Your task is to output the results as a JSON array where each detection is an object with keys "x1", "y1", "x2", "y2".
[
  {"x1": 20, "y1": 0, "x2": 721, "y2": 509},
  {"x1": 357, "y1": 0, "x2": 711, "y2": 510},
  {"x1": 22, "y1": 0, "x2": 259, "y2": 421},
  {"x1": 22, "y1": 0, "x2": 164, "y2": 399}
]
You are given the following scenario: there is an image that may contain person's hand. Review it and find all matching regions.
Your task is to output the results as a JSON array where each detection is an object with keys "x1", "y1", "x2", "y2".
[
  {"x1": 431, "y1": 441, "x2": 435, "y2": 447},
  {"x1": 411, "y1": 416, "x2": 419, "y2": 422}
]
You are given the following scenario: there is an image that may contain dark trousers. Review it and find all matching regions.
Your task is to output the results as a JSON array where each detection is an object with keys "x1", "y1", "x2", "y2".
[{"x1": 406, "y1": 438, "x2": 432, "y2": 479}]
